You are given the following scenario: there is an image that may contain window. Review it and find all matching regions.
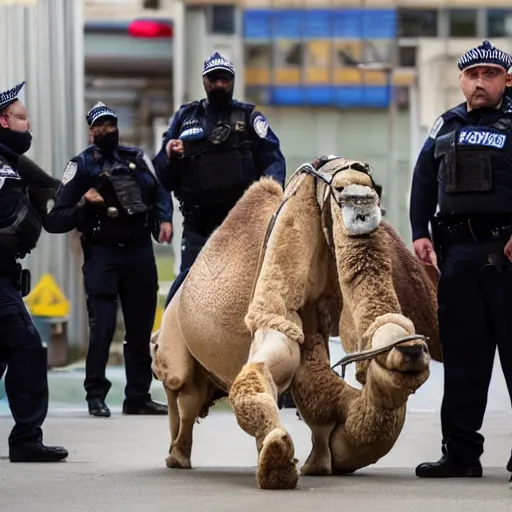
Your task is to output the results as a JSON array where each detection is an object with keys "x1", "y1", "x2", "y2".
[
  {"x1": 244, "y1": 42, "x2": 272, "y2": 85},
  {"x1": 448, "y1": 9, "x2": 477, "y2": 37},
  {"x1": 394, "y1": 86, "x2": 410, "y2": 110},
  {"x1": 487, "y1": 9, "x2": 512, "y2": 37},
  {"x1": 333, "y1": 41, "x2": 363, "y2": 67},
  {"x1": 142, "y1": 0, "x2": 159, "y2": 8},
  {"x1": 362, "y1": 40, "x2": 392, "y2": 65},
  {"x1": 397, "y1": 8, "x2": 438, "y2": 37},
  {"x1": 274, "y1": 41, "x2": 304, "y2": 68},
  {"x1": 305, "y1": 40, "x2": 332, "y2": 69},
  {"x1": 209, "y1": 5, "x2": 235, "y2": 35},
  {"x1": 399, "y1": 46, "x2": 416, "y2": 68},
  {"x1": 245, "y1": 43, "x2": 272, "y2": 68}
]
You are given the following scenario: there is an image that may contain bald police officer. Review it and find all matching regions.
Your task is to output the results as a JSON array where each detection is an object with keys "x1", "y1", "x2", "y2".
[
  {"x1": 410, "y1": 40, "x2": 512, "y2": 480},
  {"x1": 45, "y1": 102, "x2": 172, "y2": 418},
  {"x1": 153, "y1": 52, "x2": 286, "y2": 307}
]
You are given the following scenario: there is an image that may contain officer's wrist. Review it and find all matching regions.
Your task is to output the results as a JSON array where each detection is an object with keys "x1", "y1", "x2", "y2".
[{"x1": 77, "y1": 196, "x2": 87, "y2": 208}]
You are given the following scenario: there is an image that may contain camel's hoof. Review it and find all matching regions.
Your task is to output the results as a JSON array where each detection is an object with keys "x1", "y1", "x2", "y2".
[
  {"x1": 257, "y1": 428, "x2": 299, "y2": 490},
  {"x1": 165, "y1": 449, "x2": 192, "y2": 469},
  {"x1": 300, "y1": 459, "x2": 332, "y2": 476}
]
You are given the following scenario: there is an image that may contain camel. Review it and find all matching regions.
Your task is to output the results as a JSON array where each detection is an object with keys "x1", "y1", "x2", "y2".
[{"x1": 151, "y1": 156, "x2": 441, "y2": 490}]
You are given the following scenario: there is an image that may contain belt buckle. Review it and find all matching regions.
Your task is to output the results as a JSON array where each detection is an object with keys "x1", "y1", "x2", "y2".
[{"x1": 491, "y1": 227, "x2": 501, "y2": 239}]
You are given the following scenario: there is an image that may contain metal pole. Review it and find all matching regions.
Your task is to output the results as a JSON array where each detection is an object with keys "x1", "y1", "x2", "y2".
[{"x1": 387, "y1": 2, "x2": 399, "y2": 231}]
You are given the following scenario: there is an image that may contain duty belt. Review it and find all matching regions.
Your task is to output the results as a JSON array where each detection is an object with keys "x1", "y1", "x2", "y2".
[{"x1": 436, "y1": 216, "x2": 512, "y2": 244}]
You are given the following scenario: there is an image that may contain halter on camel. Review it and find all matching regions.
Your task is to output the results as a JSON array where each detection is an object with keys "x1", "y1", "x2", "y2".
[{"x1": 250, "y1": 157, "x2": 429, "y2": 377}]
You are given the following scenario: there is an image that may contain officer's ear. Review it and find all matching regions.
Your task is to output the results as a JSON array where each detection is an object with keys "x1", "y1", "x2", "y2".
[{"x1": 506, "y1": 73, "x2": 512, "y2": 88}]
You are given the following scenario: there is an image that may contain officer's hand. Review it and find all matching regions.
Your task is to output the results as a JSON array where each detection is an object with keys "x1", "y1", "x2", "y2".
[
  {"x1": 158, "y1": 222, "x2": 173, "y2": 244},
  {"x1": 504, "y1": 236, "x2": 512, "y2": 262},
  {"x1": 413, "y1": 237, "x2": 437, "y2": 267},
  {"x1": 83, "y1": 188, "x2": 104, "y2": 204},
  {"x1": 166, "y1": 139, "x2": 184, "y2": 157}
]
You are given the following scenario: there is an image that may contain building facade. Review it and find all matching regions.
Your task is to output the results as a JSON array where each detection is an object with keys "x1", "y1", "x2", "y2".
[{"x1": 84, "y1": 0, "x2": 512, "y2": 241}]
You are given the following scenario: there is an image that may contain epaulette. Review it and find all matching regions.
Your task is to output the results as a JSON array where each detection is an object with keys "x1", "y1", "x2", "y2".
[
  {"x1": 232, "y1": 99, "x2": 255, "y2": 111},
  {"x1": 118, "y1": 144, "x2": 140, "y2": 156}
]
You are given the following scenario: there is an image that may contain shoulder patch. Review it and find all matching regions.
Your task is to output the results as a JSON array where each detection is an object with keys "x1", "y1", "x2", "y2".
[
  {"x1": 253, "y1": 115, "x2": 269, "y2": 139},
  {"x1": 428, "y1": 116, "x2": 445, "y2": 139},
  {"x1": 62, "y1": 161, "x2": 77, "y2": 185}
]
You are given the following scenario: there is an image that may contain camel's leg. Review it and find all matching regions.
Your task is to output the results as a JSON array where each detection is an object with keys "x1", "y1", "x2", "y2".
[
  {"x1": 165, "y1": 387, "x2": 180, "y2": 447},
  {"x1": 291, "y1": 330, "x2": 358, "y2": 476},
  {"x1": 166, "y1": 366, "x2": 210, "y2": 470},
  {"x1": 229, "y1": 326, "x2": 302, "y2": 490}
]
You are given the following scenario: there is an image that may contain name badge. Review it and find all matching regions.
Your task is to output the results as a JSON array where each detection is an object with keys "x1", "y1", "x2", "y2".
[
  {"x1": 458, "y1": 129, "x2": 507, "y2": 149},
  {"x1": 179, "y1": 126, "x2": 204, "y2": 141},
  {"x1": 0, "y1": 164, "x2": 21, "y2": 179}
]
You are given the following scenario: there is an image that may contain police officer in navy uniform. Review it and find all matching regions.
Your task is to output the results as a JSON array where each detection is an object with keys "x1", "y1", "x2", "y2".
[
  {"x1": 0, "y1": 81, "x2": 68, "y2": 462},
  {"x1": 153, "y1": 52, "x2": 286, "y2": 307},
  {"x1": 45, "y1": 102, "x2": 172, "y2": 418},
  {"x1": 410, "y1": 40, "x2": 512, "y2": 480}
]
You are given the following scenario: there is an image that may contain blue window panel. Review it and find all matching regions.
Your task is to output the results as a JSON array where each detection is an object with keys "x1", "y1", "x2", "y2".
[
  {"x1": 334, "y1": 86, "x2": 390, "y2": 108},
  {"x1": 333, "y1": 9, "x2": 363, "y2": 38},
  {"x1": 333, "y1": 9, "x2": 396, "y2": 39},
  {"x1": 270, "y1": 86, "x2": 303, "y2": 105},
  {"x1": 363, "y1": 85, "x2": 390, "y2": 108},
  {"x1": 266, "y1": 85, "x2": 390, "y2": 107},
  {"x1": 303, "y1": 86, "x2": 333, "y2": 105},
  {"x1": 362, "y1": 10, "x2": 396, "y2": 39},
  {"x1": 272, "y1": 9, "x2": 302, "y2": 38},
  {"x1": 334, "y1": 86, "x2": 365, "y2": 108},
  {"x1": 243, "y1": 9, "x2": 272, "y2": 39},
  {"x1": 302, "y1": 10, "x2": 332, "y2": 38}
]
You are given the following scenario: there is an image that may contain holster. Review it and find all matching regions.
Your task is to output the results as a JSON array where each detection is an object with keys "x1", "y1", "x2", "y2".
[
  {"x1": 430, "y1": 217, "x2": 444, "y2": 265},
  {"x1": 13, "y1": 263, "x2": 31, "y2": 297}
]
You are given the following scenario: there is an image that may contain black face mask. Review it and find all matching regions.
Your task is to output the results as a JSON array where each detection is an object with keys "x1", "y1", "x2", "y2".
[
  {"x1": 207, "y1": 88, "x2": 233, "y2": 109},
  {"x1": 0, "y1": 127, "x2": 32, "y2": 155},
  {"x1": 94, "y1": 130, "x2": 119, "y2": 154}
]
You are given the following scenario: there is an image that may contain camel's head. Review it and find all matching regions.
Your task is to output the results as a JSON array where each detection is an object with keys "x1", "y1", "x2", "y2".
[
  {"x1": 314, "y1": 157, "x2": 382, "y2": 237},
  {"x1": 364, "y1": 314, "x2": 430, "y2": 400}
]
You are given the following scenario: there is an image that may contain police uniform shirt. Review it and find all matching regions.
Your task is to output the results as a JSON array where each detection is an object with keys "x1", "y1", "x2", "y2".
[{"x1": 410, "y1": 98, "x2": 512, "y2": 262}]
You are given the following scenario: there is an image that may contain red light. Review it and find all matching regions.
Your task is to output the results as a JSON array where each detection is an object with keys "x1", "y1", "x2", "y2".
[{"x1": 128, "y1": 20, "x2": 173, "y2": 38}]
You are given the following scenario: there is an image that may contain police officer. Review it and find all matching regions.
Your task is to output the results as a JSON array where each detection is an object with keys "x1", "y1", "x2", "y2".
[
  {"x1": 409, "y1": 40, "x2": 512, "y2": 480},
  {"x1": 45, "y1": 102, "x2": 172, "y2": 418},
  {"x1": 153, "y1": 52, "x2": 286, "y2": 307},
  {"x1": 0, "y1": 81, "x2": 67, "y2": 462}
]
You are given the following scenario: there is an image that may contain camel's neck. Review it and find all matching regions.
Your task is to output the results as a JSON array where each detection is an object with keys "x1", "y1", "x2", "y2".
[
  {"x1": 333, "y1": 227, "x2": 401, "y2": 349},
  {"x1": 361, "y1": 363, "x2": 411, "y2": 410}
]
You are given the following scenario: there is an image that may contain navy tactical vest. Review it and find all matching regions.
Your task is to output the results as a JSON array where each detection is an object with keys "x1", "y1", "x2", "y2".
[
  {"x1": 173, "y1": 100, "x2": 260, "y2": 210},
  {"x1": 435, "y1": 115, "x2": 512, "y2": 216}
]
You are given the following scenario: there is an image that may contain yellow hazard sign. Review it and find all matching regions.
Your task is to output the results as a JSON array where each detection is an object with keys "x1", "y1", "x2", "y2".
[
  {"x1": 152, "y1": 303, "x2": 164, "y2": 332},
  {"x1": 24, "y1": 273, "x2": 70, "y2": 318}
]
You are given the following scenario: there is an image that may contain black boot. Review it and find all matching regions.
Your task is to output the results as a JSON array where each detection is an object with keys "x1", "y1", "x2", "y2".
[
  {"x1": 415, "y1": 454, "x2": 482, "y2": 478},
  {"x1": 10, "y1": 443, "x2": 68, "y2": 463},
  {"x1": 507, "y1": 451, "x2": 512, "y2": 482},
  {"x1": 122, "y1": 398, "x2": 167, "y2": 415},
  {"x1": 87, "y1": 397, "x2": 111, "y2": 418}
]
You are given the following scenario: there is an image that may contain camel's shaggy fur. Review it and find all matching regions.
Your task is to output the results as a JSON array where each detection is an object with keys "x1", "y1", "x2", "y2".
[{"x1": 151, "y1": 158, "x2": 441, "y2": 490}]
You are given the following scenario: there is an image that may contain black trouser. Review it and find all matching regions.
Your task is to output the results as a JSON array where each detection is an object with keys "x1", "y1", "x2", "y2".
[
  {"x1": 165, "y1": 221, "x2": 213, "y2": 307},
  {"x1": 82, "y1": 238, "x2": 158, "y2": 402},
  {"x1": 438, "y1": 255, "x2": 512, "y2": 465},
  {"x1": 0, "y1": 276, "x2": 49, "y2": 448}
]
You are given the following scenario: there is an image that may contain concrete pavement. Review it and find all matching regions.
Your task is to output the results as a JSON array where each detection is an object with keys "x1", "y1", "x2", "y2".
[
  {"x1": 0, "y1": 352, "x2": 511, "y2": 511},
  {"x1": 0, "y1": 408, "x2": 511, "y2": 512}
]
